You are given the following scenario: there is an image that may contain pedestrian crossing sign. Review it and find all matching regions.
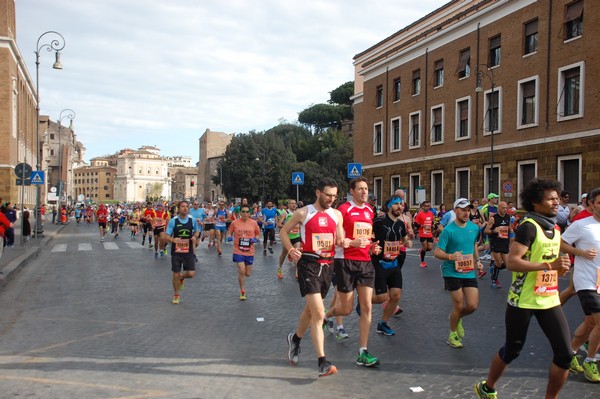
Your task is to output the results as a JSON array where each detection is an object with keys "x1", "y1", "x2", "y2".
[
  {"x1": 30, "y1": 171, "x2": 45, "y2": 185},
  {"x1": 347, "y1": 163, "x2": 362, "y2": 178},
  {"x1": 291, "y1": 172, "x2": 304, "y2": 185}
]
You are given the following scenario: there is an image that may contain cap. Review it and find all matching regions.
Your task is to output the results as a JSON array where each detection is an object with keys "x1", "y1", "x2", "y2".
[
  {"x1": 454, "y1": 198, "x2": 473, "y2": 209},
  {"x1": 487, "y1": 193, "x2": 499, "y2": 200},
  {"x1": 581, "y1": 193, "x2": 588, "y2": 199},
  {"x1": 368, "y1": 194, "x2": 377, "y2": 201}
]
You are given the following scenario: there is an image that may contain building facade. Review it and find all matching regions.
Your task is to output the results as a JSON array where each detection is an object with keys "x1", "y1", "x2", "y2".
[
  {"x1": 171, "y1": 167, "x2": 198, "y2": 201},
  {"x1": 352, "y1": 0, "x2": 599, "y2": 209},
  {"x1": 197, "y1": 128, "x2": 232, "y2": 203},
  {"x1": 73, "y1": 163, "x2": 116, "y2": 204},
  {"x1": 0, "y1": 0, "x2": 39, "y2": 207}
]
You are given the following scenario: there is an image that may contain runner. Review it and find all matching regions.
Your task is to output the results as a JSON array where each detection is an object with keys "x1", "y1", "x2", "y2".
[
  {"x1": 474, "y1": 178, "x2": 572, "y2": 399},
  {"x1": 141, "y1": 203, "x2": 155, "y2": 248},
  {"x1": 75, "y1": 205, "x2": 83, "y2": 225},
  {"x1": 152, "y1": 204, "x2": 170, "y2": 258},
  {"x1": 261, "y1": 200, "x2": 278, "y2": 256},
  {"x1": 282, "y1": 178, "x2": 344, "y2": 377},
  {"x1": 95, "y1": 204, "x2": 109, "y2": 242},
  {"x1": 214, "y1": 201, "x2": 229, "y2": 256},
  {"x1": 277, "y1": 199, "x2": 301, "y2": 279},
  {"x1": 413, "y1": 201, "x2": 435, "y2": 268},
  {"x1": 160, "y1": 200, "x2": 200, "y2": 305},
  {"x1": 189, "y1": 200, "x2": 206, "y2": 262},
  {"x1": 129, "y1": 207, "x2": 140, "y2": 239},
  {"x1": 324, "y1": 177, "x2": 382, "y2": 368},
  {"x1": 202, "y1": 202, "x2": 216, "y2": 247},
  {"x1": 484, "y1": 201, "x2": 513, "y2": 289},
  {"x1": 226, "y1": 203, "x2": 261, "y2": 300},
  {"x1": 110, "y1": 208, "x2": 120, "y2": 239}
]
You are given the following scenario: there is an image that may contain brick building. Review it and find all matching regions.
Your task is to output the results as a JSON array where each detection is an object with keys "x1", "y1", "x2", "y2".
[
  {"x1": 352, "y1": 0, "x2": 599, "y2": 209},
  {"x1": 197, "y1": 128, "x2": 233, "y2": 203},
  {"x1": 73, "y1": 162, "x2": 116, "y2": 205}
]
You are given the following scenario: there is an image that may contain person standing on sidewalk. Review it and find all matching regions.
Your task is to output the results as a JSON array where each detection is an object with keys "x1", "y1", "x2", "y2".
[
  {"x1": 226, "y1": 204, "x2": 261, "y2": 300},
  {"x1": 434, "y1": 198, "x2": 483, "y2": 349},
  {"x1": 160, "y1": 200, "x2": 199, "y2": 305},
  {"x1": 282, "y1": 178, "x2": 344, "y2": 378},
  {"x1": 474, "y1": 178, "x2": 572, "y2": 399}
]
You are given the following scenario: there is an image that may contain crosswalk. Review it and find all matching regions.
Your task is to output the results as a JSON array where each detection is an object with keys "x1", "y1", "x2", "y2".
[{"x1": 50, "y1": 241, "x2": 145, "y2": 252}]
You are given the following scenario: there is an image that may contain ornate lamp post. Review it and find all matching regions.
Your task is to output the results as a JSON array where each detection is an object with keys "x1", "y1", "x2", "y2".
[
  {"x1": 475, "y1": 64, "x2": 496, "y2": 196},
  {"x1": 57, "y1": 109, "x2": 76, "y2": 209},
  {"x1": 34, "y1": 31, "x2": 65, "y2": 237}
]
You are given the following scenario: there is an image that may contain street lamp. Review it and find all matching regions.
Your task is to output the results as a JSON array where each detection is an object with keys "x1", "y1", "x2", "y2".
[
  {"x1": 57, "y1": 109, "x2": 76, "y2": 209},
  {"x1": 35, "y1": 31, "x2": 65, "y2": 238},
  {"x1": 475, "y1": 64, "x2": 496, "y2": 196}
]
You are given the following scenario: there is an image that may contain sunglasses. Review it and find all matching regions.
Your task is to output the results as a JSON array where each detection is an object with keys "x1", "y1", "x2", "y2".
[{"x1": 240, "y1": 210, "x2": 250, "y2": 213}]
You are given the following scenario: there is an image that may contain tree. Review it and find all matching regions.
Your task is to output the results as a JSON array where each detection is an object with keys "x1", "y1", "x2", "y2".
[
  {"x1": 329, "y1": 81, "x2": 354, "y2": 106},
  {"x1": 297, "y1": 81, "x2": 354, "y2": 133}
]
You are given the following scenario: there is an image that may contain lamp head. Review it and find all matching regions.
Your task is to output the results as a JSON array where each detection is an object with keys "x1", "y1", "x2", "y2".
[{"x1": 52, "y1": 52, "x2": 63, "y2": 69}]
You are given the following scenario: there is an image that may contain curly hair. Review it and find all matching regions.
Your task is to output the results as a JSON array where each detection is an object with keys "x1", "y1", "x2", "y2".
[{"x1": 519, "y1": 178, "x2": 562, "y2": 212}]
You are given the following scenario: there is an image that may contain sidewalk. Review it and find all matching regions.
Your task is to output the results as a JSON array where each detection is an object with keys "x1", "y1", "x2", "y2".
[{"x1": 0, "y1": 217, "x2": 66, "y2": 289}]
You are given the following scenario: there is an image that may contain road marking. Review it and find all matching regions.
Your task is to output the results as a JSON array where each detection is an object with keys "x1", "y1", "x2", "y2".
[
  {"x1": 78, "y1": 243, "x2": 92, "y2": 251},
  {"x1": 103, "y1": 242, "x2": 119, "y2": 250},
  {"x1": 124, "y1": 242, "x2": 144, "y2": 249},
  {"x1": 51, "y1": 244, "x2": 67, "y2": 252}
]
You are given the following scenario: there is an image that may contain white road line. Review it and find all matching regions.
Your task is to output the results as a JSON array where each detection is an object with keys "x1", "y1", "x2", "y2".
[
  {"x1": 78, "y1": 243, "x2": 92, "y2": 251},
  {"x1": 125, "y1": 242, "x2": 144, "y2": 249},
  {"x1": 51, "y1": 244, "x2": 68, "y2": 252},
  {"x1": 103, "y1": 242, "x2": 119, "y2": 250}
]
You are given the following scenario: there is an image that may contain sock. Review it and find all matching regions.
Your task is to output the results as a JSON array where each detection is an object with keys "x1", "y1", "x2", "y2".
[
  {"x1": 337, "y1": 325, "x2": 344, "y2": 331},
  {"x1": 420, "y1": 250, "x2": 426, "y2": 262},
  {"x1": 292, "y1": 333, "x2": 301, "y2": 344},
  {"x1": 359, "y1": 346, "x2": 367, "y2": 354},
  {"x1": 585, "y1": 357, "x2": 596, "y2": 363},
  {"x1": 318, "y1": 356, "x2": 326, "y2": 366},
  {"x1": 482, "y1": 382, "x2": 495, "y2": 393}
]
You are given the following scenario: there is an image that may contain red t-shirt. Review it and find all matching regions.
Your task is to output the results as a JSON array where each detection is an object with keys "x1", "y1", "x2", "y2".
[
  {"x1": 414, "y1": 211, "x2": 435, "y2": 238},
  {"x1": 301, "y1": 205, "x2": 338, "y2": 258},
  {"x1": 96, "y1": 208, "x2": 108, "y2": 222},
  {"x1": 572, "y1": 208, "x2": 592, "y2": 222},
  {"x1": 337, "y1": 201, "x2": 374, "y2": 261}
]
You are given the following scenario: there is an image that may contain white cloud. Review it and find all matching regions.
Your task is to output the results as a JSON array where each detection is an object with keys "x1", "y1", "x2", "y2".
[{"x1": 16, "y1": 0, "x2": 448, "y2": 162}]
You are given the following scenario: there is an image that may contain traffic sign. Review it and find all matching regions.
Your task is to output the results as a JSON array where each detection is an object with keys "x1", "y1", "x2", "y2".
[
  {"x1": 347, "y1": 163, "x2": 362, "y2": 178},
  {"x1": 291, "y1": 172, "x2": 304, "y2": 185},
  {"x1": 14, "y1": 162, "x2": 32, "y2": 178},
  {"x1": 30, "y1": 171, "x2": 45, "y2": 185},
  {"x1": 502, "y1": 181, "x2": 513, "y2": 193},
  {"x1": 16, "y1": 178, "x2": 31, "y2": 186}
]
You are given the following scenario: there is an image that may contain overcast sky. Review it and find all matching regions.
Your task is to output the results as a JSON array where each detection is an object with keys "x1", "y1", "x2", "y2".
[{"x1": 16, "y1": 0, "x2": 447, "y2": 163}]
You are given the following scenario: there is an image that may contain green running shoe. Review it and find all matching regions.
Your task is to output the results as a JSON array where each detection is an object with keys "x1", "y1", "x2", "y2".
[
  {"x1": 474, "y1": 380, "x2": 497, "y2": 398},
  {"x1": 356, "y1": 349, "x2": 380, "y2": 367},
  {"x1": 447, "y1": 331, "x2": 463, "y2": 348},
  {"x1": 569, "y1": 355, "x2": 583, "y2": 373},
  {"x1": 456, "y1": 318, "x2": 465, "y2": 339},
  {"x1": 583, "y1": 360, "x2": 600, "y2": 382}
]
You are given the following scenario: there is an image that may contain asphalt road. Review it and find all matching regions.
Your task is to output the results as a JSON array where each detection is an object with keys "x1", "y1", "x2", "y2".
[{"x1": 0, "y1": 222, "x2": 597, "y2": 398}]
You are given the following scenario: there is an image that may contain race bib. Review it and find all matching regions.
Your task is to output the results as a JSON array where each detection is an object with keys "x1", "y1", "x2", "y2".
[
  {"x1": 353, "y1": 222, "x2": 372, "y2": 239},
  {"x1": 175, "y1": 239, "x2": 190, "y2": 253},
  {"x1": 383, "y1": 241, "x2": 400, "y2": 260},
  {"x1": 312, "y1": 233, "x2": 333, "y2": 255},
  {"x1": 497, "y1": 226, "x2": 509, "y2": 239},
  {"x1": 534, "y1": 270, "x2": 558, "y2": 296},
  {"x1": 239, "y1": 237, "x2": 251, "y2": 251},
  {"x1": 454, "y1": 254, "x2": 474, "y2": 273},
  {"x1": 152, "y1": 219, "x2": 165, "y2": 228}
]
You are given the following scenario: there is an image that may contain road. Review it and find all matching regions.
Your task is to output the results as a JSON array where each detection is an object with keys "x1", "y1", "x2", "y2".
[{"x1": 0, "y1": 222, "x2": 597, "y2": 398}]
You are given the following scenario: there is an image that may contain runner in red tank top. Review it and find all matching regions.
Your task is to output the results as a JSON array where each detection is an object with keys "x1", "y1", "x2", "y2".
[
  {"x1": 414, "y1": 200, "x2": 436, "y2": 267},
  {"x1": 280, "y1": 178, "x2": 344, "y2": 378}
]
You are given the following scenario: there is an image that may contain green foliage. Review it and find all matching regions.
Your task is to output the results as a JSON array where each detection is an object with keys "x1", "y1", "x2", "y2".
[{"x1": 329, "y1": 81, "x2": 354, "y2": 106}]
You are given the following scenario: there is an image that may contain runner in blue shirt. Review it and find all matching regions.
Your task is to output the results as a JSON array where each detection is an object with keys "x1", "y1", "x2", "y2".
[{"x1": 261, "y1": 200, "x2": 278, "y2": 255}]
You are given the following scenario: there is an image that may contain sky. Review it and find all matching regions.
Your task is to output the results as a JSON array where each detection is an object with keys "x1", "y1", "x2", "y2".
[{"x1": 16, "y1": 0, "x2": 448, "y2": 164}]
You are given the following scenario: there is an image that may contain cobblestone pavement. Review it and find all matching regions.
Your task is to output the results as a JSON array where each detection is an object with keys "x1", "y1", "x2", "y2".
[{"x1": 0, "y1": 222, "x2": 598, "y2": 398}]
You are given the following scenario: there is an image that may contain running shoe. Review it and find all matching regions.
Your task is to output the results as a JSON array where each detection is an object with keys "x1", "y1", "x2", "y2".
[
  {"x1": 376, "y1": 321, "x2": 395, "y2": 336},
  {"x1": 172, "y1": 294, "x2": 180, "y2": 305},
  {"x1": 474, "y1": 380, "x2": 497, "y2": 398},
  {"x1": 160, "y1": 251, "x2": 165, "y2": 257},
  {"x1": 193, "y1": 254, "x2": 198, "y2": 262},
  {"x1": 394, "y1": 306, "x2": 403, "y2": 316},
  {"x1": 447, "y1": 331, "x2": 463, "y2": 348},
  {"x1": 323, "y1": 317, "x2": 335, "y2": 334},
  {"x1": 149, "y1": 243, "x2": 153, "y2": 248},
  {"x1": 268, "y1": 247, "x2": 274, "y2": 254},
  {"x1": 179, "y1": 278, "x2": 185, "y2": 291},
  {"x1": 287, "y1": 333, "x2": 300, "y2": 365},
  {"x1": 277, "y1": 267, "x2": 283, "y2": 279},
  {"x1": 583, "y1": 360, "x2": 600, "y2": 382},
  {"x1": 208, "y1": 243, "x2": 212, "y2": 248},
  {"x1": 456, "y1": 318, "x2": 465, "y2": 339},
  {"x1": 491, "y1": 280, "x2": 502, "y2": 289},
  {"x1": 101, "y1": 237, "x2": 104, "y2": 242},
  {"x1": 477, "y1": 269, "x2": 487, "y2": 279},
  {"x1": 336, "y1": 328, "x2": 349, "y2": 340},
  {"x1": 239, "y1": 290, "x2": 246, "y2": 300},
  {"x1": 318, "y1": 360, "x2": 337, "y2": 377},
  {"x1": 569, "y1": 355, "x2": 583, "y2": 373},
  {"x1": 356, "y1": 350, "x2": 380, "y2": 367},
  {"x1": 154, "y1": 252, "x2": 158, "y2": 259},
  {"x1": 218, "y1": 250, "x2": 222, "y2": 256},
  {"x1": 163, "y1": 249, "x2": 168, "y2": 256},
  {"x1": 420, "y1": 261, "x2": 427, "y2": 268},
  {"x1": 263, "y1": 249, "x2": 267, "y2": 256}
]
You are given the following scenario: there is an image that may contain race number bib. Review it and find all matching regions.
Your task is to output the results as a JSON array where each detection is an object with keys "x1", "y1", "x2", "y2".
[
  {"x1": 353, "y1": 222, "x2": 372, "y2": 239},
  {"x1": 423, "y1": 223, "x2": 432, "y2": 234},
  {"x1": 152, "y1": 219, "x2": 165, "y2": 228},
  {"x1": 383, "y1": 241, "x2": 400, "y2": 260},
  {"x1": 497, "y1": 226, "x2": 509, "y2": 239},
  {"x1": 534, "y1": 270, "x2": 558, "y2": 296},
  {"x1": 454, "y1": 254, "x2": 474, "y2": 273},
  {"x1": 312, "y1": 233, "x2": 333, "y2": 255},
  {"x1": 239, "y1": 237, "x2": 251, "y2": 251},
  {"x1": 175, "y1": 239, "x2": 190, "y2": 253}
]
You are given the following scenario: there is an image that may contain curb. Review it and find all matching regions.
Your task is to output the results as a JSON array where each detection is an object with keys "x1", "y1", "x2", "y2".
[{"x1": 0, "y1": 246, "x2": 41, "y2": 288}]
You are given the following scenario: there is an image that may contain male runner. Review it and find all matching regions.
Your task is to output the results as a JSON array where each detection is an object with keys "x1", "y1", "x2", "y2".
[
  {"x1": 214, "y1": 201, "x2": 229, "y2": 256},
  {"x1": 189, "y1": 200, "x2": 206, "y2": 262},
  {"x1": 282, "y1": 178, "x2": 344, "y2": 377},
  {"x1": 152, "y1": 204, "x2": 170, "y2": 258},
  {"x1": 141, "y1": 203, "x2": 155, "y2": 248},
  {"x1": 413, "y1": 201, "x2": 435, "y2": 267},
  {"x1": 485, "y1": 201, "x2": 513, "y2": 289},
  {"x1": 261, "y1": 200, "x2": 278, "y2": 255},
  {"x1": 277, "y1": 199, "x2": 300, "y2": 279},
  {"x1": 96, "y1": 204, "x2": 109, "y2": 242}
]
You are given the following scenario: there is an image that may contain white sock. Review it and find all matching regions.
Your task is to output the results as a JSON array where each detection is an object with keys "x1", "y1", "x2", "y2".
[
  {"x1": 585, "y1": 357, "x2": 596, "y2": 363},
  {"x1": 359, "y1": 347, "x2": 367, "y2": 354},
  {"x1": 337, "y1": 325, "x2": 344, "y2": 331}
]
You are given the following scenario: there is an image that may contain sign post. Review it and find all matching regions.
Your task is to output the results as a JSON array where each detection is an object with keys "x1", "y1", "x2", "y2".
[
  {"x1": 291, "y1": 172, "x2": 304, "y2": 202},
  {"x1": 347, "y1": 163, "x2": 362, "y2": 179}
]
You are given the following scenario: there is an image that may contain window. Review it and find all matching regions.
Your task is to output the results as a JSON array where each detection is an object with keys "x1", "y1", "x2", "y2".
[
  {"x1": 485, "y1": 164, "x2": 500, "y2": 197},
  {"x1": 409, "y1": 112, "x2": 421, "y2": 148},
  {"x1": 373, "y1": 123, "x2": 383, "y2": 154},
  {"x1": 564, "y1": 0, "x2": 583, "y2": 40},
  {"x1": 50, "y1": 149, "x2": 55, "y2": 156},
  {"x1": 456, "y1": 48, "x2": 470, "y2": 79},
  {"x1": 558, "y1": 62, "x2": 584, "y2": 120},
  {"x1": 391, "y1": 175, "x2": 401, "y2": 195},
  {"x1": 489, "y1": 35, "x2": 501, "y2": 67},
  {"x1": 390, "y1": 117, "x2": 401, "y2": 152},
  {"x1": 456, "y1": 168, "x2": 470, "y2": 200},
  {"x1": 524, "y1": 19, "x2": 538, "y2": 54},
  {"x1": 393, "y1": 78, "x2": 401, "y2": 102},
  {"x1": 518, "y1": 160, "x2": 537, "y2": 208},
  {"x1": 412, "y1": 70, "x2": 421, "y2": 95},
  {"x1": 409, "y1": 173, "x2": 421, "y2": 208},
  {"x1": 558, "y1": 155, "x2": 581, "y2": 200},
  {"x1": 484, "y1": 87, "x2": 502, "y2": 134},
  {"x1": 434, "y1": 59, "x2": 444, "y2": 87},
  {"x1": 518, "y1": 77, "x2": 539, "y2": 128},
  {"x1": 431, "y1": 171, "x2": 443, "y2": 207},
  {"x1": 373, "y1": 178, "x2": 382, "y2": 206},
  {"x1": 455, "y1": 97, "x2": 471, "y2": 139},
  {"x1": 376, "y1": 85, "x2": 383, "y2": 108},
  {"x1": 105, "y1": 194, "x2": 110, "y2": 198},
  {"x1": 430, "y1": 105, "x2": 444, "y2": 144}
]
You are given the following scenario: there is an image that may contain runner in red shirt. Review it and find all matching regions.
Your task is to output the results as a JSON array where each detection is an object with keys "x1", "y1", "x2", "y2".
[
  {"x1": 152, "y1": 204, "x2": 170, "y2": 258},
  {"x1": 141, "y1": 203, "x2": 156, "y2": 248},
  {"x1": 414, "y1": 201, "x2": 436, "y2": 267},
  {"x1": 95, "y1": 204, "x2": 109, "y2": 242}
]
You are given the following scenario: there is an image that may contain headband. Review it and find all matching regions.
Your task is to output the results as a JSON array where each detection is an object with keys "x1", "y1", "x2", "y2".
[{"x1": 387, "y1": 197, "x2": 403, "y2": 208}]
